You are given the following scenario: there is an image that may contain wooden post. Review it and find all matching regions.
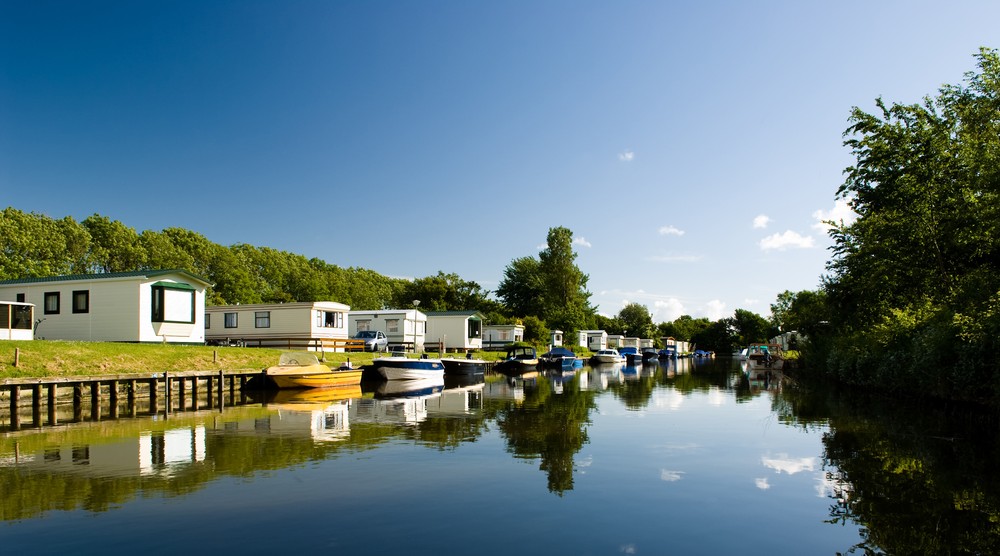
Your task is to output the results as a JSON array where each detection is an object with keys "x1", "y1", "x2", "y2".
[
  {"x1": 164, "y1": 371, "x2": 170, "y2": 415},
  {"x1": 13, "y1": 347, "x2": 19, "y2": 367},
  {"x1": 213, "y1": 350, "x2": 218, "y2": 364},
  {"x1": 109, "y1": 380, "x2": 119, "y2": 419},
  {"x1": 217, "y1": 370, "x2": 225, "y2": 410},
  {"x1": 73, "y1": 383, "x2": 83, "y2": 421},
  {"x1": 178, "y1": 376, "x2": 186, "y2": 411},
  {"x1": 47, "y1": 384, "x2": 57, "y2": 426},
  {"x1": 90, "y1": 381, "x2": 100, "y2": 421},
  {"x1": 9, "y1": 385, "x2": 20, "y2": 430},
  {"x1": 206, "y1": 373, "x2": 213, "y2": 409},
  {"x1": 191, "y1": 375, "x2": 199, "y2": 411},
  {"x1": 127, "y1": 379, "x2": 136, "y2": 416},
  {"x1": 149, "y1": 377, "x2": 158, "y2": 414},
  {"x1": 31, "y1": 384, "x2": 42, "y2": 427}
]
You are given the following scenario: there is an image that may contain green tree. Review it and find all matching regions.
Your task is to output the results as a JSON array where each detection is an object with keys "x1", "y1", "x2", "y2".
[
  {"x1": 727, "y1": 308, "x2": 773, "y2": 346},
  {"x1": 0, "y1": 208, "x2": 84, "y2": 278},
  {"x1": 82, "y1": 215, "x2": 146, "y2": 273},
  {"x1": 537, "y1": 227, "x2": 593, "y2": 332},
  {"x1": 496, "y1": 256, "x2": 545, "y2": 317},
  {"x1": 393, "y1": 271, "x2": 490, "y2": 312},
  {"x1": 617, "y1": 302, "x2": 654, "y2": 339}
]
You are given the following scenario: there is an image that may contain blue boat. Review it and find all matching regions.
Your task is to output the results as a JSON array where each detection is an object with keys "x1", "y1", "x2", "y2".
[{"x1": 539, "y1": 347, "x2": 577, "y2": 370}]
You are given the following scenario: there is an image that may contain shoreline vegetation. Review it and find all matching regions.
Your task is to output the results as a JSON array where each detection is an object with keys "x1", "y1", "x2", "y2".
[{"x1": 0, "y1": 340, "x2": 497, "y2": 380}]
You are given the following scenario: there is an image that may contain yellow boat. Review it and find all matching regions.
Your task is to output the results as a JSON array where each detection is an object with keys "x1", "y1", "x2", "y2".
[{"x1": 265, "y1": 352, "x2": 363, "y2": 389}]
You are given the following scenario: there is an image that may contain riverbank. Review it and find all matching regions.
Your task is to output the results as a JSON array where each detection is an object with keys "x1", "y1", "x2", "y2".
[{"x1": 0, "y1": 340, "x2": 452, "y2": 379}]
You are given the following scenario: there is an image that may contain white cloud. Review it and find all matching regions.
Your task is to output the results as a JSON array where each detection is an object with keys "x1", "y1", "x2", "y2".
[
  {"x1": 659, "y1": 225, "x2": 685, "y2": 236},
  {"x1": 753, "y1": 214, "x2": 771, "y2": 229},
  {"x1": 755, "y1": 478, "x2": 771, "y2": 490},
  {"x1": 653, "y1": 298, "x2": 685, "y2": 322},
  {"x1": 573, "y1": 237, "x2": 592, "y2": 248},
  {"x1": 812, "y1": 198, "x2": 858, "y2": 232},
  {"x1": 759, "y1": 230, "x2": 815, "y2": 251},
  {"x1": 705, "y1": 299, "x2": 727, "y2": 320},
  {"x1": 618, "y1": 150, "x2": 635, "y2": 161}
]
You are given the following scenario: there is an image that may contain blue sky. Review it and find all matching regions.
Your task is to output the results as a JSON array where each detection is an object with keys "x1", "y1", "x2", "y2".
[{"x1": 2, "y1": 1, "x2": 997, "y2": 322}]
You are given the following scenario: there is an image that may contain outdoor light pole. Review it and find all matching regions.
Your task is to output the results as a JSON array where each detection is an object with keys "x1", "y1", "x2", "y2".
[{"x1": 412, "y1": 300, "x2": 420, "y2": 353}]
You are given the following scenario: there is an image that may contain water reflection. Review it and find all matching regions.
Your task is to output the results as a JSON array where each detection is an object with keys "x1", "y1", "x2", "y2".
[{"x1": 2, "y1": 359, "x2": 1000, "y2": 553}]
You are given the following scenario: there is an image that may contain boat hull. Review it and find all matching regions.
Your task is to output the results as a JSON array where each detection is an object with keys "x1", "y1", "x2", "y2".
[
  {"x1": 374, "y1": 357, "x2": 446, "y2": 380},
  {"x1": 441, "y1": 358, "x2": 487, "y2": 375},
  {"x1": 268, "y1": 370, "x2": 363, "y2": 389}
]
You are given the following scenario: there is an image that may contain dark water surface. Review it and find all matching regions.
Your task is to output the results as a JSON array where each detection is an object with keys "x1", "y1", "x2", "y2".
[{"x1": 2, "y1": 358, "x2": 998, "y2": 555}]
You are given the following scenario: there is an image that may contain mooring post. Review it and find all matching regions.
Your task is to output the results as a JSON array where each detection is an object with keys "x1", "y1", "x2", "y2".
[
  {"x1": 218, "y1": 370, "x2": 225, "y2": 410},
  {"x1": 164, "y1": 371, "x2": 170, "y2": 415},
  {"x1": 191, "y1": 375, "x2": 199, "y2": 411},
  {"x1": 90, "y1": 381, "x2": 100, "y2": 421},
  {"x1": 13, "y1": 347, "x2": 19, "y2": 367},
  {"x1": 47, "y1": 384, "x2": 57, "y2": 426},
  {"x1": 149, "y1": 377, "x2": 158, "y2": 414},
  {"x1": 9, "y1": 385, "x2": 20, "y2": 430},
  {"x1": 109, "y1": 380, "x2": 119, "y2": 419},
  {"x1": 31, "y1": 384, "x2": 42, "y2": 427},
  {"x1": 73, "y1": 383, "x2": 83, "y2": 421},
  {"x1": 178, "y1": 375, "x2": 186, "y2": 411},
  {"x1": 127, "y1": 379, "x2": 136, "y2": 416}
]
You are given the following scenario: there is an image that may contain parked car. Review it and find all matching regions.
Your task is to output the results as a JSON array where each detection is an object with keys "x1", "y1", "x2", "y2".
[{"x1": 355, "y1": 330, "x2": 388, "y2": 352}]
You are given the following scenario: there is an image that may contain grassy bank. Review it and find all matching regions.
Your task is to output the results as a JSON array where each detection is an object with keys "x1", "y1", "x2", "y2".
[
  {"x1": 0, "y1": 340, "x2": 372, "y2": 379},
  {"x1": 0, "y1": 340, "x2": 512, "y2": 380}
]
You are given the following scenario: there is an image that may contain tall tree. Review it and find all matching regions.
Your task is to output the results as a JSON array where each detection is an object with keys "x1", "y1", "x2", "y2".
[
  {"x1": 537, "y1": 227, "x2": 593, "y2": 332},
  {"x1": 496, "y1": 256, "x2": 546, "y2": 318},
  {"x1": 82, "y1": 215, "x2": 146, "y2": 273},
  {"x1": 617, "y1": 302, "x2": 654, "y2": 339}
]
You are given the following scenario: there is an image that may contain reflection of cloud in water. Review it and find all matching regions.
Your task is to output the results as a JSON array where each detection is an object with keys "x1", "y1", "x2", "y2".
[
  {"x1": 577, "y1": 455, "x2": 593, "y2": 468},
  {"x1": 652, "y1": 388, "x2": 685, "y2": 410},
  {"x1": 660, "y1": 469, "x2": 685, "y2": 482},
  {"x1": 761, "y1": 454, "x2": 818, "y2": 475},
  {"x1": 620, "y1": 544, "x2": 637, "y2": 554},
  {"x1": 755, "y1": 477, "x2": 770, "y2": 490},
  {"x1": 707, "y1": 386, "x2": 726, "y2": 406}
]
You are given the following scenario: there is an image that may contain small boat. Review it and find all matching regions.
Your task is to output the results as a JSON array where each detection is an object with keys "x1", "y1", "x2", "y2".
[
  {"x1": 641, "y1": 347, "x2": 660, "y2": 362},
  {"x1": 539, "y1": 347, "x2": 577, "y2": 369},
  {"x1": 264, "y1": 352, "x2": 363, "y2": 389},
  {"x1": 590, "y1": 348, "x2": 624, "y2": 365},
  {"x1": 745, "y1": 343, "x2": 784, "y2": 371},
  {"x1": 494, "y1": 346, "x2": 539, "y2": 376},
  {"x1": 373, "y1": 354, "x2": 445, "y2": 380},
  {"x1": 619, "y1": 346, "x2": 642, "y2": 365},
  {"x1": 376, "y1": 376, "x2": 444, "y2": 398},
  {"x1": 441, "y1": 354, "x2": 487, "y2": 375}
]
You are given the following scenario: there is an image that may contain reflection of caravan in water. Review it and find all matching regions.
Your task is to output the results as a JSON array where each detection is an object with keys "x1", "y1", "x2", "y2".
[{"x1": 426, "y1": 382, "x2": 484, "y2": 416}]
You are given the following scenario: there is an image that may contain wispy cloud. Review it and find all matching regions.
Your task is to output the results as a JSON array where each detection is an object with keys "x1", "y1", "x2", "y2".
[
  {"x1": 755, "y1": 478, "x2": 771, "y2": 490},
  {"x1": 753, "y1": 214, "x2": 770, "y2": 229},
  {"x1": 762, "y1": 455, "x2": 819, "y2": 475},
  {"x1": 705, "y1": 299, "x2": 727, "y2": 320},
  {"x1": 759, "y1": 230, "x2": 815, "y2": 251},
  {"x1": 618, "y1": 150, "x2": 635, "y2": 162},
  {"x1": 812, "y1": 198, "x2": 857, "y2": 232},
  {"x1": 660, "y1": 469, "x2": 685, "y2": 482},
  {"x1": 573, "y1": 237, "x2": 592, "y2": 248},
  {"x1": 658, "y1": 225, "x2": 685, "y2": 236},
  {"x1": 654, "y1": 298, "x2": 685, "y2": 322}
]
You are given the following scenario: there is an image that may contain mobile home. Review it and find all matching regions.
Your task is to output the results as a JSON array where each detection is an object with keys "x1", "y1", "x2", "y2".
[
  {"x1": 425, "y1": 311, "x2": 484, "y2": 352},
  {"x1": 348, "y1": 309, "x2": 426, "y2": 351},
  {"x1": 0, "y1": 270, "x2": 210, "y2": 343},
  {"x1": 205, "y1": 301, "x2": 351, "y2": 349},
  {"x1": 482, "y1": 324, "x2": 524, "y2": 350},
  {"x1": 578, "y1": 330, "x2": 608, "y2": 351}
]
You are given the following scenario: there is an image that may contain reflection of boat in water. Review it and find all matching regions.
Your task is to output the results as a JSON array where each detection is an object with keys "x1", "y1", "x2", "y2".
[
  {"x1": 743, "y1": 360, "x2": 783, "y2": 390},
  {"x1": 441, "y1": 356, "x2": 487, "y2": 375},
  {"x1": 265, "y1": 352, "x2": 363, "y2": 389},
  {"x1": 373, "y1": 356, "x2": 445, "y2": 380},
  {"x1": 266, "y1": 386, "x2": 362, "y2": 407},
  {"x1": 376, "y1": 377, "x2": 444, "y2": 398}
]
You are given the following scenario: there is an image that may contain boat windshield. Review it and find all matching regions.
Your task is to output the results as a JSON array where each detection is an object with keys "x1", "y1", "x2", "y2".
[{"x1": 278, "y1": 352, "x2": 321, "y2": 366}]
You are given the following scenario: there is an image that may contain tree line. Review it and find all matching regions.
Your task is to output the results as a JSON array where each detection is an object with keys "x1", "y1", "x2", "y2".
[{"x1": 0, "y1": 211, "x2": 779, "y2": 352}]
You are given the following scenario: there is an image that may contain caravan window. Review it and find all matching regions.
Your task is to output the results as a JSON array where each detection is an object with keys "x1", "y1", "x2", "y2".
[
  {"x1": 44, "y1": 292, "x2": 60, "y2": 315},
  {"x1": 224, "y1": 312, "x2": 238, "y2": 328},
  {"x1": 72, "y1": 290, "x2": 89, "y2": 314},
  {"x1": 151, "y1": 284, "x2": 195, "y2": 323},
  {"x1": 316, "y1": 310, "x2": 343, "y2": 328},
  {"x1": 386, "y1": 319, "x2": 399, "y2": 333},
  {"x1": 468, "y1": 319, "x2": 481, "y2": 338},
  {"x1": 255, "y1": 311, "x2": 270, "y2": 328}
]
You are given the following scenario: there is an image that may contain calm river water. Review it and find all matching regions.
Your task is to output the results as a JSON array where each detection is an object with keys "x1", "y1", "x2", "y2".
[{"x1": 2, "y1": 357, "x2": 999, "y2": 555}]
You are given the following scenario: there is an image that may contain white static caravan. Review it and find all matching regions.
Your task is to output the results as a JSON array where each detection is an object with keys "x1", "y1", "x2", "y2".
[
  {"x1": 0, "y1": 301, "x2": 34, "y2": 340},
  {"x1": 204, "y1": 301, "x2": 351, "y2": 347},
  {"x1": 622, "y1": 337, "x2": 641, "y2": 349},
  {"x1": 348, "y1": 309, "x2": 426, "y2": 351},
  {"x1": 0, "y1": 270, "x2": 210, "y2": 344},
  {"x1": 607, "y1": 334, "x2": 624, "y2": 348},
  {"x1": 482, "y1": 324, "x2": 524, "y2": 350},
  {"x1": 577, "y1": 330, "x2": 608, "y2": 351},
  {"x1": 550, "y1": 330, "x2": 563, "y2": 347},
  {"x1": 425, "y1": 311, "x2": 484, "y2": 352}
]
